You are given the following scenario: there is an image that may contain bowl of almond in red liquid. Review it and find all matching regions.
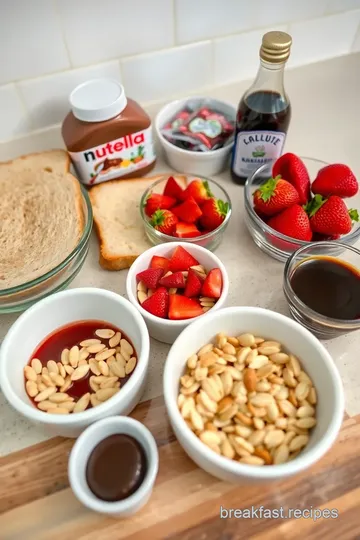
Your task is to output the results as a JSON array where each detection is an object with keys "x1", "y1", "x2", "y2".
[
  {"x1": 284, "y1": 242, "x2": 360, "y2": 339},
  {"x1": 0, "y1": 287, "x2": 150, "y2": 437}
]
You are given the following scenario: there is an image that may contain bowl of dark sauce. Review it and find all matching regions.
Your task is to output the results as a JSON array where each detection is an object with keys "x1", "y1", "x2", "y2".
[
  {"x1": 68, "y1": 416, "x2": 158, "y2": 517},
  {"x1": 284, "y1": 241, "x2": 360, "y2": 339}
]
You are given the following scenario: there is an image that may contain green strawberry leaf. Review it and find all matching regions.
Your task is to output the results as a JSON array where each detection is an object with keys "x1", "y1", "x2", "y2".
[
  {"x1": 258, "y1": 175, "x2": 281, "y2": 202},
  {"x1": 203, "y1": 180, "x2": 214, "y2": 198},
  {"x1": 304, "y1": 194, "x2": 326, "y2": 217},
  {"x1": 349, "y1": 208, "x2": 359, "y2": 222},
  {"x1": 217, "y1": 199, "x2": 229, "y2": 216},
  {"x1": 150, "y1": 209, "x2": 165, "y2": 226}
]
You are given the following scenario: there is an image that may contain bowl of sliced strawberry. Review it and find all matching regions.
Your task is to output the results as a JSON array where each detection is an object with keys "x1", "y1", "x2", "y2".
[
  {"x1": 126, "y1": 242, "x2": 229, "y2": 344},
  {"x1": 140, "y1": 175, "x2": 232, "y2": 252},
  {"x1": 244, "y1": 154, "x2": 360, "y2": 262}
]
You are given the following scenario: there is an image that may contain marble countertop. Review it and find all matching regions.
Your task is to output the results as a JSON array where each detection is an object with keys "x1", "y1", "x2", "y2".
[{"x1": 1, "y1": 53, "x2": 360, "y2": 456}]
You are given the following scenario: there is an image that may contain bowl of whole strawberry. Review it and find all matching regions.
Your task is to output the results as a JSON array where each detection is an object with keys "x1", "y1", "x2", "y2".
[
  {"x1": 244, "y1": 154, "x2": 360, "y2": 262},
  {"x1": 126, "y1": 242, "x2": 229, "y2": 344},
  {"x1": 140, "y1": 175, "x2": 231, "y2": 252}
]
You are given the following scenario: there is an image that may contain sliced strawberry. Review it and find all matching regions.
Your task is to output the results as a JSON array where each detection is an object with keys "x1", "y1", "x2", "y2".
[
  {"x1": 172, "y1": 197, "x2": 202, "y2": 223},
  {"x1": 199, "y1": 198, "x2": 229, "y2": 231},
  {"x1": 150, "y1": 255, "x2": 169, "y2": 273},
  {"x1": 136, "y1": 268, "x2": 164, "y2": 289},
  {"x1": 163, "y1": 176, "x2": 185, "y2": 201},
  {"x1": 144, "y1": 193, "x2": 176, "y2": 217},
  {"x1": 141, "y1": 287, "x2": 169, "y2": 319},
  {"x1": 201, "y1": 268, "x2": 222, "y2": 299},
  {"x1": 159, "y1": 271, "x2": 185, "y2": 288},
  {"x1": 168, "y1": 295, "x2": 203, "y2": 320},
  {"x1": 184, "y1": 268, "x2": 203, "y2": 297},
  {"x1": 169, "y1": 246, "x2": 199, "y2": 272},
  {"x1": 175, "y1": 222, "x2": 200, "y2": 238},
  {"x1": 183, "y1": 179, "x2": 213, "y2": 204}
]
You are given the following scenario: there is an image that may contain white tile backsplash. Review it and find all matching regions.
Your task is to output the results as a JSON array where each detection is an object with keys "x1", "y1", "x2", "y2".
[
  {"x1": 0, "y1": 0, "x2": 70, "y2": 85},
  {"x1": 288, "y1": 10, "x2": 360, "y2": 67},
  {"x1": 121, "y1": 42, "x2": 213, "y2": 102},
  {"x1": 0, "y1": 85, "x2": 32, "y2": 141},
  {"x1": 57, "y1": 0, "x2": 174, "y2": 67},
  {"x1": 215, "y1": 26, "x2": 288, "y2": 86},
  {"x1": 0, "y1": 0, "x2": 359, "y2": 140},
  {"x1": 18, "y1": 62, "x2": 121, "y2": 130}
]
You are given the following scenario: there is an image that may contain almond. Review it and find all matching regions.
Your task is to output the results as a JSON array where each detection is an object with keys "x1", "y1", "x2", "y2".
[
  {"x1": 95, "y1": 329, "x2": 115, "y2": 339},
  {"x1": 243, "y1": 368, "x2": 257, "y2": 392},
  {"x1": 71, "y1": 364, "x2": 90, "y2": 381}
]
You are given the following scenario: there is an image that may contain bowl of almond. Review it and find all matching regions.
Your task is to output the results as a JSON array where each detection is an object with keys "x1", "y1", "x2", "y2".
[
  {"x1": 163, "y1": 306, "x2": 344, "y2": 483},
  {"x1": 0, "y1": 288, "x2": 150, "y2": 438}
]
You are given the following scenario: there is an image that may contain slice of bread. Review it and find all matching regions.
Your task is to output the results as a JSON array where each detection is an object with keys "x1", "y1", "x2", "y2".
[
  {"x1": 0, "y1": 150, "x2": 84, "y2": 290},
  {"x1": 90, "y1": 175, "x2": 187, "y2": 270}
]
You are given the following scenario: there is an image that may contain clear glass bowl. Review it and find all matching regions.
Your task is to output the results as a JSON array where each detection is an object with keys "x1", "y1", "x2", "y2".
[
  {"x1": 140, "y1": 175, "x2": 232, "y2": 251},
  {"x1": 283, "y1": 241, "x2": 360, "y2": 339},
  {"x1": 0, "y1": 186, "x2": 93, "y2": 313},
  {"x1": 244, "y1": 157, "x2": 360, "y2": 262}
]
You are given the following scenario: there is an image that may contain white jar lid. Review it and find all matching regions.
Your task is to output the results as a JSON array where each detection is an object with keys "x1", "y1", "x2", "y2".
[{"x1": 69, "y1": 79, "x2": 127, "y2": 122}]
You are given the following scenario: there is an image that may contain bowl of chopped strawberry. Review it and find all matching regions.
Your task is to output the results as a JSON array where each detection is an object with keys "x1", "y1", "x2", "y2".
[
  {"x1": 140, "y1": 175, "x2": 232, "y2": 252},
  {"x1": 126, "y1": 242, "x2": 229, "y2": 344},
  {"x1": 244, "y1": 154, "x2": 360, "y2": 262}
]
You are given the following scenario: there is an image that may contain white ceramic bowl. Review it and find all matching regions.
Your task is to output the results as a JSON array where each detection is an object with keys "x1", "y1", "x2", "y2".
[
  {"x1": 155, "y1": 97, "x2": 236, "y2": 176},
  {"x1": 68, "y1": 416, "x2": 159, "y2": 517},
  {"x1": 0, "y1": 288, "x2": 150, "y2": 438},
  {"x1": 163, "y1": 307, "x2": 344, "y2": 483},
  {"x1": 126, "y1": 242, "x2": 229, "y2": 344}
]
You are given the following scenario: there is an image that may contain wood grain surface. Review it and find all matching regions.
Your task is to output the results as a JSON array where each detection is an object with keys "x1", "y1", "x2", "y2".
[{"x1": 0, "y1": 396, "x2": 359, "y2": 540}]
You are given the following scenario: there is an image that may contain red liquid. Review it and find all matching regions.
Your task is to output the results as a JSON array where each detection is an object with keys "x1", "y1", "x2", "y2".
[{"x1": 28, "y1": 320, "x2": 137, "y2": 408}]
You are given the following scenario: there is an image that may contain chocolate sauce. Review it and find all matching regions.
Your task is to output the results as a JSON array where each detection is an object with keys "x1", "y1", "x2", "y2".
[
  {"x1": 290, "y1": 257, "x2": 360, "y2": 320},
  {"x1": 86, "y1": 434, "x2": 147, "y2": 502}
]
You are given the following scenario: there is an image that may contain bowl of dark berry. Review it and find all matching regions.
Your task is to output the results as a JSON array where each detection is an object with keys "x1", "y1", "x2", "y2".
[
  {"x1": 244, "y1": 154, "x2": 360, "y2": 262},
  {"x1": 0, "y1": 288, "x2": 150, "y2": 437}
]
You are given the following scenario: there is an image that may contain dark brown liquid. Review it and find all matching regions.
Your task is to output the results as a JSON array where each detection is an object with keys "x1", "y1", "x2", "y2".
[
  {"x1": 86, "y1": 434, "x2": 147, "y2": 502},
  {"x1": 231, "y1": 90, "x2": 291, "y2": 185},
  {"x1": 28, "y1": 320, "x2": 137, "y2": 408},
  {"x1": 290, "y1": 257, "x2": 360, "y2": 320}
]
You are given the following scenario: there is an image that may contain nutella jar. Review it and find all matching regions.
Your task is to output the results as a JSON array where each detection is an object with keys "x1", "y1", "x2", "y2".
[{"x1": 62, "y1": 79, "x2": 156, "y2": 185}]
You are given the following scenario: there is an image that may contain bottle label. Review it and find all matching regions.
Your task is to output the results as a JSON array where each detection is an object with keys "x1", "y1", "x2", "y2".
[
  {"x1": 232, "y1": 130, "x2": 286, "y2": 178},
  {"x1": 69, "y1": 126, "x2": 156, "y2": 185}
]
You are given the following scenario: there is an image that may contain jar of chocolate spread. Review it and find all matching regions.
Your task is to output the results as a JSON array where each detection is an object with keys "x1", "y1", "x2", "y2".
[{"x1": 62, "y1": 79, "x2": 156, "y2": 186}]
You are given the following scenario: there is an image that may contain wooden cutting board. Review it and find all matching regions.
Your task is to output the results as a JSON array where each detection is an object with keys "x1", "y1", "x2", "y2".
[{"x1": 0, "y1": 395, "x2": 360, "y2": 540}]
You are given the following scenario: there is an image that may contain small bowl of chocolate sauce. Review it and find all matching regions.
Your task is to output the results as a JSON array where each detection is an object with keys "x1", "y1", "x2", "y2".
[
  {"x1": 284, "y1": 241, "x2": 360, "y2": 339},
  {"x1": 68, "y1": 416, "x2": 158, "y2": 517}
]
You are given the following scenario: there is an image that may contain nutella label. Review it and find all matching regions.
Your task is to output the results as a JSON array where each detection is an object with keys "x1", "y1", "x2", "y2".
[{"x1": 69, "y1": 126, "x2": 156, "y2": 185}]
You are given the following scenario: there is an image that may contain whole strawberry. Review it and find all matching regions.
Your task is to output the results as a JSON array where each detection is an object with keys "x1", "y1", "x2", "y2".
[
  {"x1": 150, "y1": 209, "x2": 178, "y2": 235},
  {"x1": 312, "y1": 164, "x2": 358, "y2": 199},
  {"x1": 184, "y1": 179, "x2": 213, "y2": 204},
  {"x1": 306, "y1": 194, "x2": 359, "y2": 236},
  {"x1": 199, "y1": 198, "x2": 229, "y2": 231},
  {"x1": 253, "y1": 176, "x2": 300, "y2": 216},
  {"x1": 267, "y1": 205, "x2": 312, "y2": 241},
  {"x1": 273, "y1": 153, "x2": 311, "y2": 205}
]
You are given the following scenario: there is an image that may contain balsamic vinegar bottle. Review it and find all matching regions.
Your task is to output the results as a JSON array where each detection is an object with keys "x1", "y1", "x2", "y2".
[{"x1": 230, "y1": 31, "x2": 292, "y2": 185}]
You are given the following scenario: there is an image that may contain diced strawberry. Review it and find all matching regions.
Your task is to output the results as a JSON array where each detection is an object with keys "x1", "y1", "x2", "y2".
[
  {"x1": 168, "y1": 295, "x2": 203, "y2": 320},
  {"x1": 141, "y1": 287, "x2": 169, "y2": 319},
  {"x1": 150, "y1": 255, "x2": 169, "y2": 273},
  {"x1": 183, "y1": 179, "x2": 213, "y2": 204},
  {"x1": 201, "y1": 268, "x2": 222, "y2": 299},
  {"x1": 163, "y1": 176, "x2": 185, "y2": 201},
  {"x1": 169, "y1": 246, "x2": 199, "y2": 272},
  {"x1": 159, "y1": 271, "x2": 185, "y2": 288},
  {"x1": 144, "y1": 193, "x2": 176, "y2": 217},
  {"x1": 199, "y1": 198, "x2": 229, "y2": 231},
  {"x1": 175, "y1": 222, "x2": 200, "y2": 238},
  {"x1": 150, "y1": 209, "x2": 178, "y2": 235},
  {"x1": 172, "y1": 197, "x2": 202, "y2": 223},
  {"x1": 184, "y1": 268, "x2": 203, "y2": 297},
  {"x1": 136, "y1": 268, "x2": 164, "y2": 289}
]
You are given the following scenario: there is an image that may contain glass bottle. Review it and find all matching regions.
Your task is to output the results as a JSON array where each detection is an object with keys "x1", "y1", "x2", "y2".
[{"x1": 230, "y1": 31, "x2": 292, "y2": 185}]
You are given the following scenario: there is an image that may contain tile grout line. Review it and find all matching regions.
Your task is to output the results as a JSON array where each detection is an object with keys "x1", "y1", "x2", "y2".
[{"x1": 52, "y1": 0, "x2": 73, "y2": 69}]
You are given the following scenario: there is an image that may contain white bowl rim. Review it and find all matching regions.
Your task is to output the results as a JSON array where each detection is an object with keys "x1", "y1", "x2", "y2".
[
  {"x1": 68, "y1": 416, "x2": 159, "y2": 514},
  {"x1": 155, "y1": 96, "x2": 236, "y2": 157},
  {"x1": 163, "y1": 306, "x2": 345, "y2": 479},
  {"x1": 126, "y1": 241, "x2": 229, "y2": 327},
  {"x1": 0, "y1": 288, "x2": 150, "y2": 425}
]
